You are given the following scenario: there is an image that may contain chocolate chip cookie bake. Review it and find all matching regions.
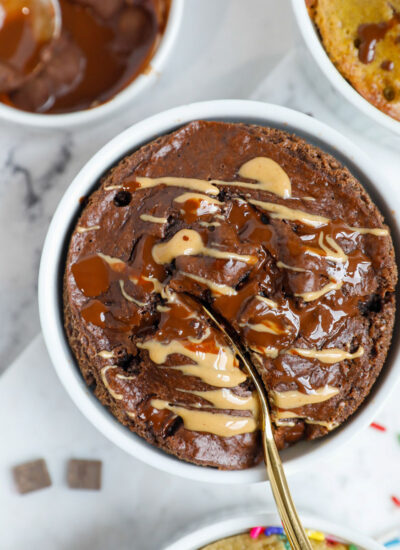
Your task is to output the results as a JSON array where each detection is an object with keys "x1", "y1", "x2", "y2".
[
  {"x1": 307, "y1": 0, "x2": 400, "y2": 121},
  {"x1": 64, "y1": 120, "x2": 396, "y2": 470}
]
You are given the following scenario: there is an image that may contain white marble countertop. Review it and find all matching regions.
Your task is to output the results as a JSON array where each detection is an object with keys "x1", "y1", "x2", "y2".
[{"x1": 0, "y1": 0, "x2": 294, "y2": 372}]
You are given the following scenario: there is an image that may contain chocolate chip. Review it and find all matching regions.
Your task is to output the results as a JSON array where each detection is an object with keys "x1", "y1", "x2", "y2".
[
  {"x1": 117, "y1": 353, "x2": 136, "y2": 372},
  {"x1": 381, "y1": 59, "x2": 394, "y2": 71},
  {"x1": 67, "y1": 459, "x2": 102, "y2": 490},
  {"x1": 261, "y1": 214, "x2": 269, "y2": 225},
  {"x1": 383, "y1": 86, "x2": 396, "y2": 101},
  {"x1": 13, "y1": 459, "x2": 52, "y2": 494},
  {"x1": 113, "y1": 190, "x2": 132, "y2": 207}
]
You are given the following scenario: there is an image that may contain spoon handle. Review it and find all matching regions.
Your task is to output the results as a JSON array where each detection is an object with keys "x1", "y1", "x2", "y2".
[
  {"x1": 194, "y1": 299, "x2": 312, "y2": 550},
  {"x1": 261, "y1": 399, "x2": 313, "y2": 550}
]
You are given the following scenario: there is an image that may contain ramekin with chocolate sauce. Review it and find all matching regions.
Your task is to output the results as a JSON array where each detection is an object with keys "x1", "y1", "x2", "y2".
[
  {"x1": 163, "y1": 511, "x2": 383, "y2": 550},
  {"x1": 0, "y1": 0, "x2": 183, "y2": 128},
  {"x1": 291, "y1": 0, "x2": 400, "y2": 135},
  {"x1": 39, "y1": 100, "x2": 400, "y2": 484}
]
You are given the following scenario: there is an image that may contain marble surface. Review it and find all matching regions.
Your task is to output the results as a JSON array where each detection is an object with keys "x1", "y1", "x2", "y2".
[
  {"x1": 0, "y1": 336, "x2": 399, "y2": 550},
  {"x1": 0, "y1": 0, "x2": 294, "y2": 373}
]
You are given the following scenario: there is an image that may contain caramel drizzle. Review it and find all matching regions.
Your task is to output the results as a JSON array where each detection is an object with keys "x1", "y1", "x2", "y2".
[{"x1": 174, "y1": 192, "x2": 223, "y2": 208}]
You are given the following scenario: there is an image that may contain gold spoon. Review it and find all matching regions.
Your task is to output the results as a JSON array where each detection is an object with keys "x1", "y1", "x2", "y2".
[{"x1": 194, "y1": 297, "x2": 313, "y2": 550}]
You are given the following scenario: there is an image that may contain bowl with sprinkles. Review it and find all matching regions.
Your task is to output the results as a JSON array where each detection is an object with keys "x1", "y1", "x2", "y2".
[
  {"x1": 39, "y1": 99, "x2": 400, "y2": 484},
  {"x1": 163, "y1": 510, "x2": 384, "y2": 550}
]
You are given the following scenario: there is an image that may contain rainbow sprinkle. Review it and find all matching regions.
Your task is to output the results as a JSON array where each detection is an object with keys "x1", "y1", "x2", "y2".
[
  {"x1": 265, "y1": 527, "x2": 285, "y2": 536},
  {"x1": 370, "y1": 422, "x2": 386, "y2": 432},
  {"x1": 306, "y1": 529, "x2": 326, "y2": 542},
  {"x1": 250, "y1": 526, "x2": 264, "y2": 539},
  {"x1": 384, "y1": 539, "x2": 400, "y2": 548},
  {"x1": 349, "y1": 544, "x2": 358, "y2": 550},
  {"x1": 391, "y1": 495, "x2": 400, "y2": 507}
]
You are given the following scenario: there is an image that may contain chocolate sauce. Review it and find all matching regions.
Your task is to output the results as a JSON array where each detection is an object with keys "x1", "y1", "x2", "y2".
[{"x1": 2, "y1": 0, "x2": 169, "y2": 113}]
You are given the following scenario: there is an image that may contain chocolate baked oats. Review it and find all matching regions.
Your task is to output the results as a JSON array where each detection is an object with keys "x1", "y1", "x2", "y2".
[{"x1": 64, "y1": 121, "x2": 396, "y2": 470}]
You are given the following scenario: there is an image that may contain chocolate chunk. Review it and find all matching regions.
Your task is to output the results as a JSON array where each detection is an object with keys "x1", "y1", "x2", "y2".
[
  {"x1": 67, "y1": 459, "x2": 102, "y2": 490},
  {"x1": 13, "y1": 459, "x2": 52, "y2": 494},
  {"x1": 113, "y1": 190, "x2": 132, "y2": 207},
  {"x1": 383, "y1": 85, "x2": 396, "y2": 101}
]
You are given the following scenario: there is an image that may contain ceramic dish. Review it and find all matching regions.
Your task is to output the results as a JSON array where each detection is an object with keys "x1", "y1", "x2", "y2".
[
  {"x1": 39, "y1": 99, "x2": 400, "y2": 484},
  {"x1": 163, "y1": 510, "x2": 383, "y2": 550},
  {"x1": 0, "y1": 0, "x2": 183, "y2": 129},
  {"x1": 291, "y1": 0, "x2": 400, "y2": 136}
]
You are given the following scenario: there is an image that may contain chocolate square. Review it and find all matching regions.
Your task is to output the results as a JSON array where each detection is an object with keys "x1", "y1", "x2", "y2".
[
  {"x1": 67, "y1": 459, "x2": 102, "y2": 490},
  {"x1": 13, "y1": 459, "x2": 52, "y2": 494}
]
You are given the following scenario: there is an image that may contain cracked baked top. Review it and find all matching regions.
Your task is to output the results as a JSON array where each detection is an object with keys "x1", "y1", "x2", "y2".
[
  {"x1": 64, "y1": 120, "x2": 396, "y2": 470},
  {"x1": 308, "y1": 0, "x2": 400, "y2": 121}
]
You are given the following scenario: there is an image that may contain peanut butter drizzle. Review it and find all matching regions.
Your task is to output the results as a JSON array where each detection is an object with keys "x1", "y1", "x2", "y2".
[
  {"x1": 119, "y1": 280, "x2": 146, "y2": 307},
  {"x1": 152, "y1": 229, "x2": 257, "y2": 265},
  {"x1": 277, "y1": 261, "x2": 307, "y2": 273},
  {"x1": 210, "y1": 156, "x2": 292, "y2": 198},
  {"x1": 181, "y1": 272, "x2": 238, "y2": 296},
  {"x1": 240, "y1": 321, "x2": 287, "y2": 335},
  {"x1": 288, "y1": 346, "x2": 364, "y2": 364},
  {"x1": 295, "y1": 279, "x2": 343, "y2": 302},
  {"x1": 136, "y1": 176, "x2": 219, "y2": 195},
  {"x1": 249, "y1": 199, "x2": 330, "y2": 227},
  {"x1": 317, "y1": 233, "x2": 347, "y2": 262},
  {"x1": 97, "y1": 350, "x2": 115, "y2": 358},
  {"x1": 139, "y1": 214, "x2": 168, "y2": 224},
  {"x1": 270, "y1": 386, "x2": 339, "y2": 409},
  {"x1": 137, "y1": 339, "x2": 246, "y2": 387},
  {"x1": 133, "y1": 156, "x2": 292, "y2": 199},
  {"x1": 348, "y1": 226, "x2": 389, "y2": 236},
  {"x1": 256, "y1": 296, "x2": 278, "y2": 308},
  {"x1": 101, "y1": 366, "x2": 124, "y2": 400},
  {"x1": 150, "y1": 400, "x2": 258, "y2": 436},
  {"x1": 76, "y1": 225, "x2": 100, "y2": 233},
  {"x1": 180, "y1": 388, "x2": 259, "y2": 411},
  {"x1": 273, "y1": 411, "x2": 338, "y2": 431}
]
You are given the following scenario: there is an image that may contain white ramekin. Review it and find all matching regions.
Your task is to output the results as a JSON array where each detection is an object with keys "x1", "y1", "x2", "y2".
[
  {"x1": 39, "y1": 99, "x2": 400, "y2": 484},
  {"x1": 0, "y1": 0, "x2": 183, "y2": 129},
  {"x1": 163, "y1": 510, "x2": 383, "y2": 550},
  {"x1": 291, "y1": 0, "x2": 400, "y2": 136}
]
